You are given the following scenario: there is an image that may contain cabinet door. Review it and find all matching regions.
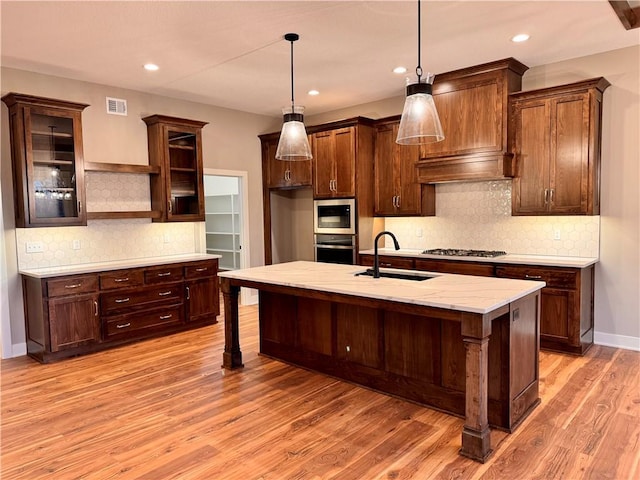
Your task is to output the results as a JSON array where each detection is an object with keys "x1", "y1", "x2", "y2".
[
  {"x1": 374, "y1": 124, "x2": 398, "y2": 215},
  {"x1": 23, "y1": 106, "x2": 87, "y2": 227},
  {"x1": 165, "y1": 125, "x2": 205, "y2": 220},
  {"x1": 540, "y1": 288, "x2": 570, "y2": 342},
  {"x1": 48, "y1": 293, "x2": 99, "y2": 352},
  {"x1": 396, "y1": 134, "x2": 423, "y2": 215},
  {"x1": 333, "y1": 127, "x2": 356, "y2": 197},
  {"x1": 549, "y1": 94, "x2": 590, "y2": 214},
  {"x1": 186, "y1": 276, "x2": 219, "y2": 322},
  {"x1": 313, "y1": 130, "x2": 336, "y2": 198},
  {"x1": 264, "y1": 137, "x2": 312, "y2": 189},
  {"x1": 512, "y1": 99, "x2": 551, "y2": 215}
]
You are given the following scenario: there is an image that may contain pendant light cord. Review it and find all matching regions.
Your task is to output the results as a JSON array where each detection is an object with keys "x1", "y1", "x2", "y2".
[
  {"x1": 416, "y1": 0, "x2": 423, "y2": 83},
  {"x1": 290, "y1": 38, "x2": 295, "y2": 109}
]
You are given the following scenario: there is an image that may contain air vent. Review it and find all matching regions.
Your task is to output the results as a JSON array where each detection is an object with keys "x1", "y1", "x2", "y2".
[{"x1": 106, "y1": 97, "x2": 127, "y2": 116}]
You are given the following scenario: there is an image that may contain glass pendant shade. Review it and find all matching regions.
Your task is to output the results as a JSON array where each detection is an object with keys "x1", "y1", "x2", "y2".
[
  {"x1": 396, "y1": 79, "x2": 444, "y2": 145},
  {"x1": 275, "y1": 105, "x2": 313, "y2": 161}
]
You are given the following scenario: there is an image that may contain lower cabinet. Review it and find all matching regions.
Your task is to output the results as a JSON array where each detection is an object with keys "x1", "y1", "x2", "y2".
[
  {"x1": 22, "y1": 258, "x2": 219, "y2": 363},
  {"x1": 259, "y1": 290, "x2": 538, "y2": 432},
  {"x1": 359, "y1": 253, "x2": 595, "y2": 355}
]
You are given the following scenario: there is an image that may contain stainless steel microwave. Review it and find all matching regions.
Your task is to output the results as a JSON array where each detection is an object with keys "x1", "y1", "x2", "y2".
[{"x1": 313, "y1": 198, "x2": 356, "y2": 235}]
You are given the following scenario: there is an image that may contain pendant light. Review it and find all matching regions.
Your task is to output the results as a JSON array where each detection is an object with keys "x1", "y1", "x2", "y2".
[
  {"x1": 275, "y1": 33, "x2": 313, "y2": 161},
  {"x1": 396, "y1": 0, "x2": 444, "y2": 145}
]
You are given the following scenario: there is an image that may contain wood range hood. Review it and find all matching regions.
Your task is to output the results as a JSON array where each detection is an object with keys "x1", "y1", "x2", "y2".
[{"x1": 414, "y1": 58, "x2": 528, "y2": 184}]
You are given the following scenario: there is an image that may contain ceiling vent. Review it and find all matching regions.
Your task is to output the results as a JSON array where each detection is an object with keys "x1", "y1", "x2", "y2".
[{"x1": 106, "y1": 97, "x2": 127, "y2": 116}]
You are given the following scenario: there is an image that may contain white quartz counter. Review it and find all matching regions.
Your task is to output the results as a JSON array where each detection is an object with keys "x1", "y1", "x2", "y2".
[
  {"x1": 219, "y1": 260, "x2": 545, "y2": 315},
  {"x1": 359, "y1": 248, "x2": 598, "y2": 268},
  {"x1": 19, "y1": 253, "x2": 221, "y2": 279}
]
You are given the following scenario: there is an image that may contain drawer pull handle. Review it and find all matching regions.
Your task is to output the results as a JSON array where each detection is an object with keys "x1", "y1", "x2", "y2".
[
  {"x1": 186, "y1": 286, "x2": 190, "y2": 300},
  {"x1": 116, "y1": 323, "x2": 131, "y2": 329},
  {"x1": 380, "y1": 262, "x2": 392, "y2": 267},
  {"x1": 115, "y1": 297, "x2": 130, "y2": 303},
  {"x1": 114, "y1": 277, "x2": 129, "y2": 283},
  {"x1": 158, "y1": 291, "x2": 172, "y2": 296},
  {"x1": 157, "y1": 272, "x2": 171, "y2": 277},
  {"x1": 159, "y1": 314, "x2": 173, "y2": 320},
  {"x1": 94, "y1": 301, "x2": 98, "y2": 317},
  {"x1": 525, "y1": 274, "x2": 543, "y2": 280},
  {"x1": 64, "y1": 283, "x2": 82, "y2": 289},
  {"x1": 195, "y1": 267, "x2": 207, "y2": 272}
]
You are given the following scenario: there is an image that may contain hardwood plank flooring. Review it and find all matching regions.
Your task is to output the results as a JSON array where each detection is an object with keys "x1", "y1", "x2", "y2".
[{"x1": 2, "y1": 303, "x2": 639, "y2": 479}]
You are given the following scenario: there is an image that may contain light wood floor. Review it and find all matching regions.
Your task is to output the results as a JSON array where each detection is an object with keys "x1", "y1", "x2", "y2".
[{"x1": 2, "y1": 302, "x2": 639, "y2": 479}]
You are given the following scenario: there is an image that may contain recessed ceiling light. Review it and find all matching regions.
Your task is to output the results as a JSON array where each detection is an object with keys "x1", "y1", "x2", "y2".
[
  {"x1": 144, "y1": 63, "x2": 159, "y2": 71},
  {"x1": 308, "y1": 89, "x2": 320, "y2": 96},
  {"x1": 393, "y1": 66, "x2": 407, "y2": 74},
  {"x1": 511, "y1": 34, "x2": 530, "y2": 43}
]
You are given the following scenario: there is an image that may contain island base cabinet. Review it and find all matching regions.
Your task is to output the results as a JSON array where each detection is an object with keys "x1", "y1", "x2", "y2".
[{"x1": 258, "y1": 291, "x2": 539, "y2": 433}]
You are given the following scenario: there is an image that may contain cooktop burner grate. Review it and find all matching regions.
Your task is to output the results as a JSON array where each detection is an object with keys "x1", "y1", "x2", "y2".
[{"x1": 421, "y1": 248, "x2": 507, "y2": 258}]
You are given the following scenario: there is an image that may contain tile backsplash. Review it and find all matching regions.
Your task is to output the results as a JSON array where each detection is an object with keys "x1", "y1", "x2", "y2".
[
  {"x1": 16, "y1": 171, "x2": 200, "y2": 270},
  {"x1": 385, "y1": 180, "x2": 600, "y2": 258}
]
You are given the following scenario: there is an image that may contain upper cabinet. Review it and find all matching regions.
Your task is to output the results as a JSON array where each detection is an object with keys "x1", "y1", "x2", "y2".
[
  {"x1": 2, "y1": 93, "x2": 89, "y2": 228},
  {"x1": 415, "y1": 58, "x2": 529, "y2": 184},
  {"x1": 374, "y1": 116, "x2": 435, "y2": 216},
  {"x1": 260, "y1": 134, "x2": 312, "y2": 189},
  {"x1": 510, "y1": 78, "x2": 610, "y2": 216},
  {"x1": 143, "y1": 115, "x2": 207, "y2": 222},
  {"x1": 312, "y1": 127, "x2": 356, "y2": 198}
]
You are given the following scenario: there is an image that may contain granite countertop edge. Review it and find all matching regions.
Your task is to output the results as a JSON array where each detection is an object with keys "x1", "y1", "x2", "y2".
[
  {"x1": 359, "y1": 249, "x2": 598, "y2": 268},
  {"x1": 19, "y1": 253, "x2": 222, "y2": 278}
]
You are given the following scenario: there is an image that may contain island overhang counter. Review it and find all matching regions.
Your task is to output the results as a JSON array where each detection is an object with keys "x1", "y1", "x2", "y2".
[{"x1": 219, "y1": 261, "x2": 545, "y2": 463}]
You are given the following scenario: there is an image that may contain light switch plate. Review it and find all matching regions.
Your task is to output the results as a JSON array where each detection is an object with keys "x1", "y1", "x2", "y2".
[{"x1": 26, "y1": 241, "x2": 44, "y2": 253}]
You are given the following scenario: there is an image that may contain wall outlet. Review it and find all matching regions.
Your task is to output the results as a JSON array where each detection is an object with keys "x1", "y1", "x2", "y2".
[
  {"x1": 553, "y1": 230, "x2": 561, "y2": 240},
  {"x1": 25, "y1": 241, "x2": 44, "y2": 253},
  {"x1": 163, "y1": 233, "x2": 171, "y2": 243},
  {"x1": 72, "y1": 239, "x2": 81, "y2": 250},
  {"x1": 416, "y1": 228, "x2": 423, "y2": 238}
]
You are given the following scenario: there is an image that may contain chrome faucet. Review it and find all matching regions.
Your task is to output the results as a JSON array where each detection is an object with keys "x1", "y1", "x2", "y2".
[{"x1": 373, "y1": 231, "x2": 400, "y2": 278}]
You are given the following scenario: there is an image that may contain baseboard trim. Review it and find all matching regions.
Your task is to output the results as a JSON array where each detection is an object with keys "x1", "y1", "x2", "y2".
[
  {"x1": 594, "y1": 331, "x2": 640, "y2": 352},
  {"x1": 4, "y1": 342, "x2": 27, "y2": 359}
]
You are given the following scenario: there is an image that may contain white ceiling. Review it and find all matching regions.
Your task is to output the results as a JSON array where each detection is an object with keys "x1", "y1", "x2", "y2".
[{"x1": 1, "y1": 1, "x2": 638, "y2": 118}]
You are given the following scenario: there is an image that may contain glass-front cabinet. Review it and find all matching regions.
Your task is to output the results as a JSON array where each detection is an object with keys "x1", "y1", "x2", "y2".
[
  {"x1": 2, "y1": 93, "x2": 88, "y2": 227},
  {"x1": 143, "y1": 115, "x2": 208, "y2": 222}
]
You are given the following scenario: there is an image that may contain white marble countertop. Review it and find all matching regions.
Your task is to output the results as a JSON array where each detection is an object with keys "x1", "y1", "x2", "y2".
[
  {"x1": 359, "y1": 248, "x2": 598, "y2": 268},
  {"x1": 219, "y1": 260, "x2": 545, "y2": 315},
  {"x1": 19, "y1": 253, "x2": 221, "y2": 279}
]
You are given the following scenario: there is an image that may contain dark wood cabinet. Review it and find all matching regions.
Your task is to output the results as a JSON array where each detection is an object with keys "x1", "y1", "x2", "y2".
[
  {"x1": 143, "y1": 115, "x2": 207, "y2": 222},
  {"x1": 312, "y1": 127, "x2": 356, "y2": 198},
  {"x1": 495, "y1": 264, "x2": 594, "y2": 354},
  {"x1": 22, "y1": 258, "x2": 219, "y2": 363},
  {"x1": 261, "y1": 135, "x2": 312, "y2": 189},
  {"x1": 510, "y1": 78, "x2": 610, "y2": 215},
  {"x1": 374, "y1": 117, "x2": 435, "y2": 216},
  {"x1": 415, "y1": 58, "x2": 528, "y2": 183},
  {"x1": 2, "y1": 93, "x2": 89, "y2": 227},
  {"x1": 359, "y1": 254, "x2": 594, "y2": 355},
  {"x1": 185, "y1": 260, "x2": 220, "y2": 322}
]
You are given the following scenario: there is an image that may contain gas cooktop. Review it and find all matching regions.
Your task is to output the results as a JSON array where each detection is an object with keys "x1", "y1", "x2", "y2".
[{"x1": 421, "y1": 248, "x2": 507, "y2": 258}]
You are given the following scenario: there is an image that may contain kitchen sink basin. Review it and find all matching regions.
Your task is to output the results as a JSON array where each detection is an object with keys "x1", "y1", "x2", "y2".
[{"x1": 355, "y1": 269, "x2": 435, "y2": 281}]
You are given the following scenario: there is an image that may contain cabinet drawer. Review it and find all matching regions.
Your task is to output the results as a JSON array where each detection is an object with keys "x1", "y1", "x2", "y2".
[
  {"x1": 105, "y1": 305, "x2": 183, "y2": 337},
  {"x1": 415, "y1": 259, "x2": 495, "y2": 277},
  {"x1": 101, "y1": 283, "x2": 184, "y2": 313},
  {"x1": 495, "y1": 266, "x2": 578, "y2": 289},
  {"x1": 360, "y1": 255, "x2": 415, "y2": 270},
  {"x1": 185, "y1": 260, "x2": 218, "y2": 280},
  {"x1": 47, "y1": 275, "x2": 98, "y2": 297},
  {"x1": 100, "y1": 269, "x2": 144, "y2": 290},
  {"x1": 144, "y1": 265, "x2": 184, "y2": 284}
]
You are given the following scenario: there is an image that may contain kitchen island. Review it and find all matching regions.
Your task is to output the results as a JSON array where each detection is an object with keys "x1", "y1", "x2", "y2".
[{"x1": 219, "y1": 261, "x2": 545, "y2": 462}]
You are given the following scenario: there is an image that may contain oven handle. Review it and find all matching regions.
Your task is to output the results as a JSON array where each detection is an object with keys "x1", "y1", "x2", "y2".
[{"x1": 314, "y1": 244, "x2": 355, "y2": 250}]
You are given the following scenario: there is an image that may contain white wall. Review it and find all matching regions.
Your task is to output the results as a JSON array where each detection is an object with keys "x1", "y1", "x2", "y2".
[{"x1": 0, "y1": 67, "x2": 280, "y2": 357}]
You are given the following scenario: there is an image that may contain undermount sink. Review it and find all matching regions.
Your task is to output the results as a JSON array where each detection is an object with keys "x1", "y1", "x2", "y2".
[{"x1": 355, "y1": 269, "x2": 435, "y2": 282}]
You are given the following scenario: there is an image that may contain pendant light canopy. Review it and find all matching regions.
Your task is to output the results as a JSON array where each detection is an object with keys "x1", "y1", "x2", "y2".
[
  {"x1": 275, "y1": 33, "x2": 313, "y2": 161},
  {"x1": 396, "y1": 0, "x2": 444, "y2": 145}
]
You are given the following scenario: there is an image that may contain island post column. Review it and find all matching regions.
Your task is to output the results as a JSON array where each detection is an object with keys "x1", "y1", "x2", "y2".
[
  {"x1": 221, "y1": 277, "x2": 244, "y2": 369},
  {"x1": 459, "y1": 311, "x2": 493, "y2": 462}
]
